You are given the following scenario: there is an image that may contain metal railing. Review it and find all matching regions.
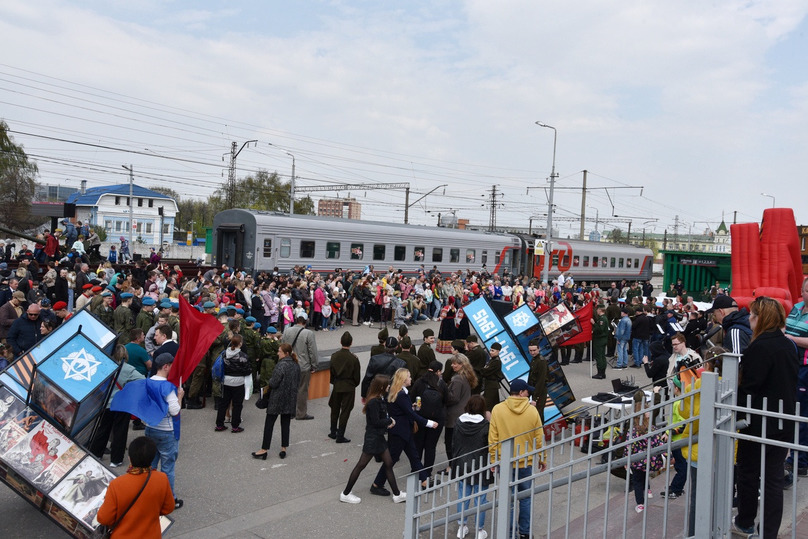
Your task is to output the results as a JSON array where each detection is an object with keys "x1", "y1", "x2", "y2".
[{"x1": 403, "y1": 353, "x2": 808, "y2": 538}]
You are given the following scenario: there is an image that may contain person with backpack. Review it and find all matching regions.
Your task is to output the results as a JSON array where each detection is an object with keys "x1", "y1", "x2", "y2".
[
  {"x1": 214, "y1": 334, "x2": 252, "y2": 433},
  {"x1": 410, "y1": 360, "x2": 448, "y2": 479}
]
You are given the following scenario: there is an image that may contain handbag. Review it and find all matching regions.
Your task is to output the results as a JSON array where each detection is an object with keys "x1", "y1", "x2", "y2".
[
  {"x1": 91, "y1": 469, "x2": 151, "y2": 538},
  {"x1": 255, "y1": 386, "x2": 270, "y2": 409}
]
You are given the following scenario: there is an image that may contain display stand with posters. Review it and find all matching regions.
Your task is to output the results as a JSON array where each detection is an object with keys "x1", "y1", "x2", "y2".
[
  {"x1": 465, "y1": 298, "x2": 578, "y2": 425},
  {"x1": 0, "y1": 309, "x2": 172, "y2": 537}
]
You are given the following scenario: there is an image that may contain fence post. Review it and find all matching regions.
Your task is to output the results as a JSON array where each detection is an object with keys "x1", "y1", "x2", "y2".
[
  {"x1": 694, "y1": 371, "x2": 717, "y2": 535},
  {"x1": 713, "y1": 354, "x2": 739, "y2": 535},
  {"x1": 495, "y1": 437, "x2": 515, "y2": 539},
  {"x1": 403, "y1": 471, "x2": 418, "y2": 539}
]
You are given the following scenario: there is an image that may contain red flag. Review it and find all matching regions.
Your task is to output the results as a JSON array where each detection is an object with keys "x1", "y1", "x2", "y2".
[
  {"x1": 167, "y1": 295, "x2": 223, "y2": 387},
  {"x1": 559, "y1": 302, "x2": 593, "y2": 346}
]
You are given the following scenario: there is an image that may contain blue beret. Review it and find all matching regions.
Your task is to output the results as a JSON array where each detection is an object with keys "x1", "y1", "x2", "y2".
[
  {"x1": 236, "y1": 308, "x2": 245, "y2": 315},
  {"x1": 245, "y1": 316, "x2": 256, "y2": 323},
  {"x1": 159, "y1": 301, "x2": 172, "y2": 309},
  {"x1": 141, "y1": 297, "x2": 156, "y2": 306},
  {"x1": 120, "y1": 293, "x2": 133, "y2": 299},
  {"x1": 101, "y1": 291, "x2": 112, "y2": 297},
  {"x1": 226, "y1": 305, "x2": 236, "y2": 312},
  {"x1": 253, "y1": 322, "x2": 261, "y2": 329},
  {"x1": 203, "y1": 301, "x2": 216, "y2": 309},
  {"x1": 267, "y1": 326, "x2": 277, "y2": 334}
]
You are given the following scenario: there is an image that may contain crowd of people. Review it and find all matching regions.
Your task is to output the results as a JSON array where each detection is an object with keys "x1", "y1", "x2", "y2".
[{"x1": 0, "y1": 228, "x2": 806, "y2": 538}]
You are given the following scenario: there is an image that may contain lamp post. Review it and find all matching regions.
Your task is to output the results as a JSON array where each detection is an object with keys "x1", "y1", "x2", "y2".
[
  {"x1": 535, "y1": 121, "x2": 557, "y2": 284},
  {"x1": 286, "y1": 151, "x2": 296, "y2": 215},
  {"x1": 122, "y1": 165, "x2": 134, "y2": 256},
  {"x1": 760, "y1": 192, "x2": 775, "y2": 208},
  {"x1": 587, "y1": 205, "x2": 599, "y2": 232}
]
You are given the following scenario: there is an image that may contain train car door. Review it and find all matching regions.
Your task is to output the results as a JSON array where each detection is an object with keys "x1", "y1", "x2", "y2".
[
  {"x1": 259, "y1": 234, "x2": 277, "y2": 271},
  {"x1": 216, "y1": 224, "x2": 244, "y2": 269}
]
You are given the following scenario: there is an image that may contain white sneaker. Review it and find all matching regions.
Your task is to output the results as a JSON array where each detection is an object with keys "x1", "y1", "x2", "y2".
[
  {"x1": 635, "y1": 504, "x2": 644, "y2": 513},
  {"x1": 457, "y1": 523, "x2": 469, "y2": 538},
  {"x1": 476, "y1": 530, "x2": 488, "y2": 539},
  {"x1": 340, "y1": 492, "x2": 361, "y2": 504},
  {"x1": 392, "y1": 491, "x2": 407, "y2": 503},
  {"x1": 647, "y1": 489, "x2": 653, "y2": 499}
]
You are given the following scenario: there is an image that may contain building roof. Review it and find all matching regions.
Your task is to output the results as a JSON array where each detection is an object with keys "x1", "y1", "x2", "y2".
[{"x1": 66, "y1": 184, "x2": 174, "y2": 206}]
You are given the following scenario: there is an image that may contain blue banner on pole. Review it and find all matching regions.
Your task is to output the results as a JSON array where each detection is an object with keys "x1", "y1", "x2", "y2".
[
  {"x1": 483, "y1": 333, "x2": 530, "y2": 381},
  {"x1": 464, "y1": 298, "x2": 506, "y2": 341},
  {"x1": 503, "y1": 304, "x2": 539, "y2": 336}
]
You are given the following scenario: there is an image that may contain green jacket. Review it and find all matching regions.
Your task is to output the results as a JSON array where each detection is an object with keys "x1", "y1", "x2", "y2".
[{"x1": 592, "y1": 314, "x2": 610, "y2": 340}]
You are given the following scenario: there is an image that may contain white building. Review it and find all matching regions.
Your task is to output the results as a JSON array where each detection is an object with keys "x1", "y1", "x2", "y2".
[{"x1": 65, "y1": 184, "x2": 177, "y2": 246}]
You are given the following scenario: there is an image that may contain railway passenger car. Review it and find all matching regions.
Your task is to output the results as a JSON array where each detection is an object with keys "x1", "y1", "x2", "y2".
[
  {"x1": 212, "y1": 209, "x2": 653, "y2": 284},
  {"x1": 212, "y1": 210, "x2": 521, "y2": 275}
]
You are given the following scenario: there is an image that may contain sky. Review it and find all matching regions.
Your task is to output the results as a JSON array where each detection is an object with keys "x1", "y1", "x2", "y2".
[{"x1": 1, "y1": 0, "x2": 806, "y2": 238}]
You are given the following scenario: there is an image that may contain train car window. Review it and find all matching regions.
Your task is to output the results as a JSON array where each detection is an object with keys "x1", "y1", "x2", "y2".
[
  {"x1": 501, "y1": 250, "x2": 510, "y2": 265},
  {"x1": 601, "y1": 257, "x2": 607, "y2": 267},
  {"x1": 432, "y1": 248, "x2": 443, "y2": 263},
  {"x1": 350, "y1": 243, "x2": 364, "y2": 260},
  {"x1": 394, "y1": 245, "x2": 406, "y2": 261},
  {"x1": 373, "y1": 244, "x2": 386, "y2": 261},
  {"x1": 300, "y1": 241, "x2": 315, "y2": 258},
  {"x1": 626, "y1": 258, "x2": 632, "y2": 268},
  {"x1": 414, "y1": 246, "x2": 424, "y2": 262},
  {"x1": 263, "y1": 239, "x2": 272, "y2": 258},
  {"x1": 482, "y1": 251, "x2": 488, "y2": 265},
  {"x1": 618, "y1": 258, "x2": 624, "y2": 268},
  {"x1": 634, "y1": 258, "x2": 639, "y2": 268},
  {"x1": 280, "y1": 238, "x2": 291, "y2": 258},
  {"x1": 573, "y1": 256, "x2": 580, "y2": 267},
  {"x1": 326, "y1": 241, "x2": 340, "y2": 259},
  {"x1": 583, "y1": 256, "x2": 589, "y2": 267},
  {"x1": 450, "y1": 248, "x2": 460, "y2": 263},
  {"x1": 561, "y1": 253, "x2": 570, "y2": 267},
  {"x1": 552, "y1": 253, "x2": 559, "y2": 267},
  {"x1": 466, "y1": 249, "x2": 475, "y2": 263},
  {"x1": 610, "y1": 257, "x2": 616, "y2": 268}
]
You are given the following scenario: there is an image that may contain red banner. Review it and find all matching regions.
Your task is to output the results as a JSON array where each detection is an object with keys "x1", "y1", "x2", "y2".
[
  {"x1": 559, "y1": 302, "x2": 593, "y2": 346},
  {"x1": 167, "y1": 295, "x2": 223, "y2": 386}
]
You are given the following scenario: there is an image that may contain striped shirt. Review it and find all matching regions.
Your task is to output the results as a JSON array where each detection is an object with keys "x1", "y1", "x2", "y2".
[{"x1": 785, "y1": 301, "x2": 808, "y2": 366}]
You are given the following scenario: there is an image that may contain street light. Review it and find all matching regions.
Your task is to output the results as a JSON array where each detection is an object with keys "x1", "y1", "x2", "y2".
[
  {"x1": 535, "y1": 121, "x2": 557, "y2": 284},
  {"x1": 285, "y1": 151, "x2": 296, "y2": 215},
  {"x1": 760, "y1": 192, "x2": 775, "y2": 208}
]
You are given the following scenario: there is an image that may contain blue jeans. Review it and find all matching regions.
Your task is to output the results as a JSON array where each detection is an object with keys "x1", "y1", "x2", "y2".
[
  {"x1": 631, "y1": 338, "x2": 648, "y2": 366},
  {"x1": 616, "y1": 340, "x2": 629, "y2": 368},
  {"x1": 511, "y1": 467, "x2": 532, "y2": 535},
  {"x1": 456, "y1": 481, "x2": 487, "y2": 529},
  {"x1": 146, "y1": 427, "x2": 178, "y2": 495}
]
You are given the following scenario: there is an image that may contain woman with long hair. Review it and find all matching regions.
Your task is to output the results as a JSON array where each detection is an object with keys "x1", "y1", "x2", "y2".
[
  {"x1": 734, "y1": 296, "x2": 799, "y2": 537},
  {"x1": 370, "y1": 369, "x2": 437, "y2": 495},
  {"x1": 445, "y1": 354, "x2": 477, "y2": 474},
  {"x1": 251, "y1": 342, "x2": 301, "y2": 460},
  {"x1": 340, "y1": 374, "x2": 406, "y2": 504},
  {"x1": 216, "y1": 334, "x2": 251, "y2": 433}
]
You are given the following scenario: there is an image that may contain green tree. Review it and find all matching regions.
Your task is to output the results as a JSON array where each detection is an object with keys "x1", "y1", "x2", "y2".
[
  {"x1": 608, "y1": 228, "x2": 623, "y2": 243},
  {"x1": 213, "y1": 169, "x2": 314, "y2": 214},
  {"x1": 0, "y1": 121, "x2": 39, "y2": 229}
]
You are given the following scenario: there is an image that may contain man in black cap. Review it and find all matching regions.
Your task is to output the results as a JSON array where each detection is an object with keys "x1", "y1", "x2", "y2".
[
  {"x1": 417, "y1": 328, "x2": 437, "y2": 377},
  {"x1": 396, "y1": 336, "x2": 420, "y2": 379},
  {"x1": 361, "y1": 336, "x2": 405, "y2": 398},
  {"x1": 370, "y1": 326, "x2": 389, "y2": 358},
  {"x1": 465, "y1": 335, "x2": 487, "y2": 395},
  {"x1": 481, "y1": 342, "x2": 504, "y2": 412},
  {"x1": 328, "y1": 331, "x2": 360, "y2": 443},
  {"x1": 707, "y1": 295, "x2": 751, "y2": 355}
]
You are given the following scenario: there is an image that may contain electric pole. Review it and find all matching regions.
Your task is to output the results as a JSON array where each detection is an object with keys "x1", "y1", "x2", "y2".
[
  {"x1": 224, "y1": 140, "x2": 257, "y2": 209},
  {"x1": 486, "y1": 185, "x2": 503, "y2": 232}
]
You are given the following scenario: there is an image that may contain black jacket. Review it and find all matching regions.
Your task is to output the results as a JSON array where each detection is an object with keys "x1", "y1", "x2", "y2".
[
  {"x1": 643, "y1": 340, "x2": 669, "y2": 387},
  {"x1": 631, "y1": 314, "x2": 653, "y2": 340},
  {"x1": 738, "y1": 330, "x2": 799, "y2": 439},
  {"x1": 722, "y1": 309, "x2": 752, "y2": 355},
  {"x1": 361, "y1": 352, "x2": 405, "y2": 398},
  {"x1": 451, "y1": 414, "x2": 491, "y2": 485}
]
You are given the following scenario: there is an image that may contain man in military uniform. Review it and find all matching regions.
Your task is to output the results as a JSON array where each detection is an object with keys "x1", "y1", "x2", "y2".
[
  {"x1": 93, "y1": 290, "x2": 114, "y2": 327},
  {"x1": 370, "y1": 327, "x2": 388, "y2": 358},
  {"x1": 591, "y1": 304, "x2": 609, "y2": 379},
  {"x1": 113, "y1": 292, "x2": 135, "y2": 345},
  {"x1": 396, "y1": 336, "x2": 420, "y2": 378},
  {"x1": 605, "y1": 297, "x2": 621, "y2": 358},
  {"x1": 328, "y1": 331, "x2": 360, "y2": 443},
  {"x1": 136, "y1": 297, "x2": 156, "y2": 334},
  {"x1": 417, "y1": 328, "x2": 436, "y2": 379},
  {"x1": 242, "y1": 316, "x2": 261, "y2": 391},
  {"x1": 526, "y1": 339, "x2": 548, "y2": 424},
  {"x1": 465, "y1": 334, "x2": 487, "y2": 394},
  {"x1": 481, "y1": 342, "x2": 504, "y2": 412},
  {"x1": 258, "y1": 326, "x2": 280, "y2": 387},
  {"x1": 167, "y1": 302, "x2": 180, "y2": 342}
]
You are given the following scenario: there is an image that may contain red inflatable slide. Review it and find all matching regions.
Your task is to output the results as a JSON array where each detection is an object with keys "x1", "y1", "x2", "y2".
[{"x1": 730, "y1": 208, "x2": 802, "y2": 312}]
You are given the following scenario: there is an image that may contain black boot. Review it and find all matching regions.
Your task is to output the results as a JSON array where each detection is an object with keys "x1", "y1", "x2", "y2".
[
  {"x1": 592, "y1": 369, "x2": 606, "y2": 380},
  {"x1": 186, "y1": 397, "x2": 204, "y2": 410},
  {"x1": 335, "y1": 429, "x2": 351, "y2": 444},
  {"x1": 328, "y1": 425, "x2": 337, "y2": 440}
]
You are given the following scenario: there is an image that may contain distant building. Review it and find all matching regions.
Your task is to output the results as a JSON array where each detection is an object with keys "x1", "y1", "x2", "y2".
[
  {"x1": 65, "y1": 184, "x2": 177, "y2": 246},
  {"x1": 35, "y1": 184, "x2": 79, "y2": 202},
  {"x1": 318, "y1": 198, "x2": 361, "y2": 220}
]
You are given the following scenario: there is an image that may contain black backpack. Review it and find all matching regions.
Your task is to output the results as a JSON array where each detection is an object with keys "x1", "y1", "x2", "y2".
[{"x1": 418, "y1": 383, "x2": 445, "y2": 421}]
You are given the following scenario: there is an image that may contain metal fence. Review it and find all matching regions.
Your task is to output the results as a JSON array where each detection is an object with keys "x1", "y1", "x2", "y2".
[{"x1": 403, "y1": 354, "x2": 808, "y2": 538}]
